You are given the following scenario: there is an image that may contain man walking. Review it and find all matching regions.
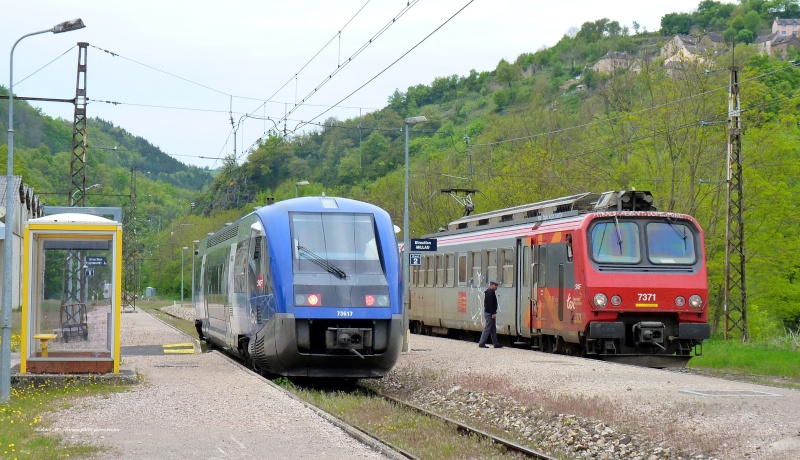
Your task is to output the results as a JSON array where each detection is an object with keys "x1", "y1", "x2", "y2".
[{"x1": 478, "y1": 280, "x2": 503, "y2": 348}]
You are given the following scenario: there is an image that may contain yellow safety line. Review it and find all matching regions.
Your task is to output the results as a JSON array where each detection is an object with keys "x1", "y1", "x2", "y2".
[
  {"x1": 164, "y1": 349, "x2": 195, "y2": 354},
  {"x1": 163, "y1": 342, "x2": 194, "y2": 348}
]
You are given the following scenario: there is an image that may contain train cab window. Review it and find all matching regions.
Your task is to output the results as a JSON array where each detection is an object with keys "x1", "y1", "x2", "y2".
[
  {"x1": 446, "y1": 254, "x2": 455, "y2": 287},
  {"x1": 589, "y1": 221, "x2": 641, "y2": 263},
  {"x1": 458, "y1": 253, "x2": 467, "y2": 286},
  {"x1": 487, "y1": 249, "x2": 498, "y2": 284},
  {"x1": 502, "y1": 248, "x2": 514, "y2": 287},
  {"x1": 426, "y1": 255, "x2": 435, "y2": 286},
  {"x1": 646, "y1": 221, "x2": 697, "y2": 264},
  {"x1": 291, "y1": 212, "x2": 383, "y2": 275}
]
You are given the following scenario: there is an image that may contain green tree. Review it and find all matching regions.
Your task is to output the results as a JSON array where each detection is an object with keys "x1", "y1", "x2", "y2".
[{"x1": 494, "y1": 59, "x2": 519, "y2": 88}]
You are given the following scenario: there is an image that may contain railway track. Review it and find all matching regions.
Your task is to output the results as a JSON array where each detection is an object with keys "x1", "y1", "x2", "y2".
[{"x1": 359, "y1": 386, "x2": 559, "y2": 460}]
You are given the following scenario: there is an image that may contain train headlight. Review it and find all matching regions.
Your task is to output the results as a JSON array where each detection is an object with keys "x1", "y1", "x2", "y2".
[
  {"x1": 375, "y1": 295, "x2": 389, "y2": 306},
  {"x1": 689, "y1": 295, "x2": 703, "y2": 310},
  {"x1": 610, "y1": 295, "x2": 622, "y2": 306},
  {"x1": 307, "y1": 294, "x2": 321, "y2": 306},
  {"x1": 365, "y1": 295, "x2": 375, "y2": 307},
  {"x1": 593, "y1": 293, "x2": 608, "y2": 308},
  {"x1": 296, "y1": 294, "x2": 321, "y2": 306},
  {"x1": 675, "y1": 296, "x2": 686, "y2": 307}
]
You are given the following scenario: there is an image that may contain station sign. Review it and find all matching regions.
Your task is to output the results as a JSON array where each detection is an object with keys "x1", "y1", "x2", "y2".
[
  {"x1": 411, "y1": 238, "x2": 437, "y2": 251},
  {"x1": 409, "y1": 253, "x2": 422, "y2": 266},
  {"x1": 86, "y1": 256, "x2": 107, "y2": 266}
]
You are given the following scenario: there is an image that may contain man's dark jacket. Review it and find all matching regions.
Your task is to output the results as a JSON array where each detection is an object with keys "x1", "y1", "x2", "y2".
[{"x1": 483, "y1": 288, "x2": 498, "y2": 314}]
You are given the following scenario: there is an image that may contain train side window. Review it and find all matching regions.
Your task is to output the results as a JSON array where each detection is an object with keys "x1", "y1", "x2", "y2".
[
  {"x1": 436, "y1": 254, "x2": 444, "y2": 287},
  {"x1": 522, "y1": 247, "x2": 529, "y2": 287},
  {"x1": 566, "y1": 234, "x2": 574, "y2": 262},
  {"x1": 426, "y1": 255, "x2": 436, "y2": 286},
  {"x1": 412, "y1": 264, "x2": 419, "y2": 287},
  {"x1": 446, "y1": 254, "x2": 455, "y2": 287},
  {"x1": 538, "y1": 245, "x2": 547, "y2": 287},
  {"x1": 502, "y1": 248, "x2": 514, "y2": 287},
  {"x1": 458, "y1": 253, "x2": 467, "y2": 286},
  {"x1": 471, "y1": 251, "x2": 482, "y2": 286},
  {"x1": 487, "y1": 249, "x2": 498, "y2": 284}
]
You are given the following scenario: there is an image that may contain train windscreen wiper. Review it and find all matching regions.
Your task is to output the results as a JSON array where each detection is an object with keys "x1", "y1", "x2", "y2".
[
  {"x1": 665, "y1": 217, "x2": 688, "y2": 249},
  {"x1": 613, "y1": 216, "x2": 623, "y2": 252},
  {"x1": 297, "y1": 245, "x2": 347, "y2": 279}
]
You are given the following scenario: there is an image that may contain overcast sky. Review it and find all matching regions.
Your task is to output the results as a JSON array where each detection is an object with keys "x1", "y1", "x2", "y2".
[{"x1": 2, "y1": 0, "x2": 721, "y2": 169}]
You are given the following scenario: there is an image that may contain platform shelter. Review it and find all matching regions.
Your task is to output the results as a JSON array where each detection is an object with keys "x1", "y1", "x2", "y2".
[{"x1": 20, "y1": 213, "x2": 122, "y2": 374}]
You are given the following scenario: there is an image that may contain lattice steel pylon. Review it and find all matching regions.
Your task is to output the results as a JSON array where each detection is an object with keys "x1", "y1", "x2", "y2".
[
  {"x1": 60, "y1": 42, "x2": 90, "y2": 341},
  {"x1": 122, "y1": 167, "x2": 138, "y2": 311},
  {"x1": 724, "y1": 65, "x2": 748, "y2": 341}
]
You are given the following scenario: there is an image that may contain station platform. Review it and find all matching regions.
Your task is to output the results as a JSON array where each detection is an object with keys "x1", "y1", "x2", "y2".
[{"x1": 16, "y1": 308, "x2": 398, "y2": 459}]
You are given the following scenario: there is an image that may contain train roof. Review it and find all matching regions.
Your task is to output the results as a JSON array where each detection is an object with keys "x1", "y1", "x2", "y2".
[
  {"x1": 427, "y1": 191, "x2": 674, "y2": 239},
  {"x1": 254, "y1": 196, "x2": 388, "y2": 216}
]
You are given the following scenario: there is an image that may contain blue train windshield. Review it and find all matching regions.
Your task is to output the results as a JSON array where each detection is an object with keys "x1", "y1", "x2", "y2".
[
  {"x1": 291, "y1": 212, "x2": 383, "y2": 275},
  {"x1": 590, "y1": 221, "x2": 641, "y2": 263},
  {"x1": 645, "y1": 222, "x2": 696, "y2": 264}
]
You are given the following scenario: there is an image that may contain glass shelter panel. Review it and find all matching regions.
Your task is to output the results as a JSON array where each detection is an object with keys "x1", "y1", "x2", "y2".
[{"x1": 32, "y1": 236, "x2": 115, "y2": 357}]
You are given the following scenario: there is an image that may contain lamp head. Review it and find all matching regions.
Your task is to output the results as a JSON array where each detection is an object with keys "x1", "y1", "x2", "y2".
[
  {"x1": 52, "y1": 19, "x2": 85, "y2": 34},
  {"x1": 404, "y1": 116, "x2": 428, "y2": 125}
]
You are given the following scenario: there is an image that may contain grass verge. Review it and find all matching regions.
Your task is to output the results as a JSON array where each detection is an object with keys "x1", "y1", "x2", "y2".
[
  {"x1": 688, "y1": 337, "x2": 800, "y2": 388},
  {"x1": 1, "y1": 378, "x2": 130, "y2": 459},
  {"x1": 275, "y1": 378, "x2": 526, "y2": 459}
]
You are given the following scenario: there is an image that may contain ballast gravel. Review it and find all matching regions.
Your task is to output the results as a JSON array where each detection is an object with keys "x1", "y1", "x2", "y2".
[{"x1": 365, "y1": 334, "x2": 800, "y2": 460}]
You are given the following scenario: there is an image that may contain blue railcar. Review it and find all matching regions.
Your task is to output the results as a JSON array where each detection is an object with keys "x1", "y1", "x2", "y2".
[{"x1": 193, "y1": 196, "x2": 403, "y2": 378}]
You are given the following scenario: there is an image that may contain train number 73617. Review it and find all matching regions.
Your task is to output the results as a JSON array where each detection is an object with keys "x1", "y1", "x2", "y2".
[
  {"x1": 337, "y1": 310, "x2": 354, "y2": 317},
  {"x1": 637, "y1": 293, "x2": 656, "y2": 302}
]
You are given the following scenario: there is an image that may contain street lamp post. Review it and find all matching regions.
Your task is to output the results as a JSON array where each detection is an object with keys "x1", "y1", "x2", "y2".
[
  {"x1": 402, "y1": 116, "x2": 427, "y2": 353},
  {"x1": 295, "y1": 180, "x2": 309, "y2": 198},
  {"x1": 2, "y1": 18, "x2": 86, "y2": 403},
  {"x1": 70, "y1": 183, "x2": 101, "y2": 206},
  {"x1": 181, "y1": 246, "x2": 188, "y2": 306},
  {"x1": 191, "y1": 240, "x2": 200, "y2": 307}
]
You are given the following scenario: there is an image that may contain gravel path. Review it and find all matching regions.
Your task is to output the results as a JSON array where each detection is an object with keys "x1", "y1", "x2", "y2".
[
  {"x1": 44, "y1": 309, "x2": 392, "y2": 459},
  {"x1": 366, "y1": 334, "x2": 800, "y2": 460}
]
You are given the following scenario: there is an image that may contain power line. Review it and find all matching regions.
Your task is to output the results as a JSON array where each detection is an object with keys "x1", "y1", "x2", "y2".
[
  {"x1": 14, "y1": 45, "x2": 76, "y2": 87},
  {"x1": 295, "y1": 0, "x2": 477, "y2": 132}
]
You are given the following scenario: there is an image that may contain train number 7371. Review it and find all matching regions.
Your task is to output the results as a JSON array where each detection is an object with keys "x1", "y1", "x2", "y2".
[{"x1": 637, "y1": 293, "x2": 656, "y2": 302}]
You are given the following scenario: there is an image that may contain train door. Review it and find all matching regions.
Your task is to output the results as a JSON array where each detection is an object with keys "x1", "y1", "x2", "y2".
[{"x1": 514, "y1": 238, "x2": 527, "y2": 337}]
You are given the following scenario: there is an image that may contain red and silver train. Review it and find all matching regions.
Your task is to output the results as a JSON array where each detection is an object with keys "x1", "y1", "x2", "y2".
[{"x1": 408, "y1": 191, "x2": 710, "y2": 367}]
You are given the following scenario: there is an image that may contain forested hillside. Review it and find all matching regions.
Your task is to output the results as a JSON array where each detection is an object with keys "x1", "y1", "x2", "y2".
[
  {"x1": 196, "y1": 0, "x2": 800, "y2": 335},
  {"x1": 2, "y1": 0, "x2": 798, "y2": 336},
  {"x1": 0, "y1": 90, "x2": 210, "y2": 201}
]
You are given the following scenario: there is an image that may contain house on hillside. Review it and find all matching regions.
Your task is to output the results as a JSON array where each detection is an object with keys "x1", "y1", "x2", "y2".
[
  {"x1": 660, "y1": 34, "x2": 726, "y2": 66},
  {"x1": 755, "y1": 32, "x2": 800, "y2": 59},
  {"x1": 591, "y1": 51, "x2": 641, "y2": 74},
  {"x1": 773, "y1": 17, "x2": 800, "y2": 36}
]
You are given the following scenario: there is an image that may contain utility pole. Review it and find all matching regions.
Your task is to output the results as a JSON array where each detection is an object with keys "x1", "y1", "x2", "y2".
[
  {"x1": 724, "y1": 61, "x2": 748, "y2": 341},
  {"x1": 60, "y1": 42, "x2": 90, "y2": 342},
  {"x1": 122, "y1": 167, "x2": 138, "y2": 311}
]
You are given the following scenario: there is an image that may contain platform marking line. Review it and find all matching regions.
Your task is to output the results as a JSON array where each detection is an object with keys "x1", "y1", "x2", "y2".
[{"x1": 162, "y1": 342, "x2": 195, "y2": 354}]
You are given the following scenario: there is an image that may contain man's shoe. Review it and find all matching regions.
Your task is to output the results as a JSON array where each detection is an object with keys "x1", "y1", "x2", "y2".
[
  {"x1": 478, "y1": 344, "x2": 488, "y2": 348},
  {"x1": 494, "y1": 345, "x2": 504, "y2": 349}
]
